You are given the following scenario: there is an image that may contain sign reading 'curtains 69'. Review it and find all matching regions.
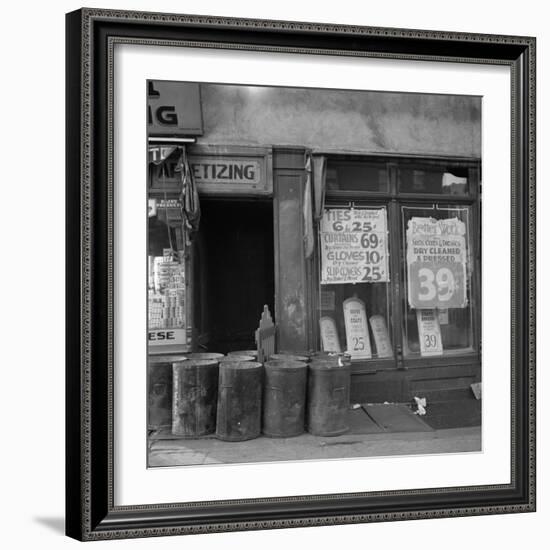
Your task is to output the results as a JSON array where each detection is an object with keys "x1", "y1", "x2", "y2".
[
  {"x1": 320, "y1": 208, "x2": 389, "y2": 284},
  {"x1": 406, "y1": 217, "x2": 468, "y2": 309}
]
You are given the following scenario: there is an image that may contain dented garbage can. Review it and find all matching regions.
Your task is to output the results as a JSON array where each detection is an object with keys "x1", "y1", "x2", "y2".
[
  {"x1": 184, "y1": 352, "x2": 224, "y2": 361},
  {"x1": 147, "y1": 354, "x2": 188, "y2": 430},
  {"x1": 172, "y1": 359, "x2": 219, "y2": 437},
  {"x1": 216, "y1": 361, "x2": 263, "y2": 441},
  {"x1": 307, "y1": 362, "x2": 351, "y2": 436},
  {"x1": 228, "y1": 350, "x2": 258, "y2": 359},
  {"x1": 269, "y1": 353, "x2": 309, "y2": 363},
  {"x1": 263, "y1": 360, "x2": 307, "y2": 437},
  {"x1": 219, "y1": 354, "x2": 254, "y2": 363}
]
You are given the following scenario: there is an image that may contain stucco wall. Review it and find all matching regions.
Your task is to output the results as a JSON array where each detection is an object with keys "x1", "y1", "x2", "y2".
[{"x1": 197, "y1": 84, "x2": 481, "y2": 158}]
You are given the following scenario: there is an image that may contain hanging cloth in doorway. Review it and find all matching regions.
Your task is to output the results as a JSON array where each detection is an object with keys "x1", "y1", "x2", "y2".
[
  {"x1": 175, "y1": 145, "x2": 201, "y2": 238},
  {"x1": 303, "y1": 152, "x2": 315, "y2": 259},
  {"x1": 312, "y1": 155, "x2": 326, "y2": 222}
]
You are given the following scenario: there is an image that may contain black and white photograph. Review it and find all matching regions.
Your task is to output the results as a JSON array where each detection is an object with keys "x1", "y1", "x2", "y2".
[
  {"x1": 60, "y1": 3, "x2": 536, "y2": 542},
  {"x1": 146, "y1": 81, "x2": 482, "y2": 468}
]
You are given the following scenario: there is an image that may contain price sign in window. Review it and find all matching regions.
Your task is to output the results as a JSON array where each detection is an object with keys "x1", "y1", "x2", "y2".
[
  {"x1": 402, "y1": 205, "x2": 475, "y2": 357},
  {"x1": 416, "y1": 309, "x2": 443, "y2": 357},
  {"x1": 406, "y1": 216, "x2": 468, "y2": 309},
  {"x1": 343, "y1": 297, "x2": 372, "y2": 360},
  {"x1": 318, "y1": 206, "x2": 393, "y2": 361},
  {"x1": 320, "y1": 208, "x2": 389, "y2": 284}
]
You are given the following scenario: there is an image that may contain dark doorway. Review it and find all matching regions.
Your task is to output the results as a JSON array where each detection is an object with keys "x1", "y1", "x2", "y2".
[{"x1": 195, "y1": 199, "x2": 275, "y2": 353}]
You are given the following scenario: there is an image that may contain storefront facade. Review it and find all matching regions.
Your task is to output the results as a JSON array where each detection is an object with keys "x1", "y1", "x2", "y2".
[{"x1": 147, "y1": 81, "x2": 481, "y2": 405}]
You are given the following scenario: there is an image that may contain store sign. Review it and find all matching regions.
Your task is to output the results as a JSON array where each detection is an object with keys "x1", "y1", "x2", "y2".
[
  {"x1": 320, "y1": 208, "x2": 389, "y2": 284},
  {"x1": 190, "y1": 158, "x2": 261, "y2": 185},
  {"x1": 149, "y1": 148, "x2": 271, "y2": 196},
  {"x1": 343, "y1": 297, "x2": 372, "y2": 359},
  {"x1": 369, "y1": 315, "x2": 393, "y2": 358},
  {"x1": 147, "y1": 81, "x2": 203, "y2": 136},
  {"x1": 319, "y1": 317, "x2": 342, "y2": 353},
  {"x1": 148, "y1": 328, "x2": 187, "y2": 346},
  {"x1": 406, "y1": 217, "x2": 468, "y2": 309},
  {"x1": 416, "y1": 309, "x2": 443, "y2": 356}
]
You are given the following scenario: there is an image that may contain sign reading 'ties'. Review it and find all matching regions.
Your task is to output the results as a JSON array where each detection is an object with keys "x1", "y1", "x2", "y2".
[{"x1": 147, "y1": 80, "x2": 203, "y2": 137}]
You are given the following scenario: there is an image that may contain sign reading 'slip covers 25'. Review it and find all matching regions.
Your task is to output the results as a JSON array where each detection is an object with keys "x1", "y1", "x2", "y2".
[{"x1": 147, "y1": 80, "x2": 203, "y2": 137}]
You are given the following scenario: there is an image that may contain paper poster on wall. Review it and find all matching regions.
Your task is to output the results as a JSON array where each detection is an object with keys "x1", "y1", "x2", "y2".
[
  {"x1": 343, "y1": 297, "x2": 372, "y2": 359},
  {"x1": 319, "y1": 317, "x2": 342, "y2": 353},
  {"x1": 320, "y1": 208, "x2": 389, "y2": 284},
  {"x1": 406, "y1": 216, "x2": 468, "y2": 309},
  {"x1": 416, "y1": 309, "x2": 443, "y2": 356},
  {"x1": 369, "y1": 315, "x2": 393, "y2": 358}
]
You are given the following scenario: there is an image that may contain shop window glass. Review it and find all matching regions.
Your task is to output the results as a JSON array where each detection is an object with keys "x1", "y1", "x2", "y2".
[
  {"x1": 318, "y1": 205, "x2": 392, "y2": 361},
  {"x1": 401, "y1": 204, "x2": 475, "y2": 357},
  {"x1": 147, "y1": 200, "x2": 188, "y2": 344},
  {"x1": 326, "y1": 160, "x2": 389, "y2": 193},
  {"x1": 398, "y1": 164, "x2": 470, "y2": 195}
]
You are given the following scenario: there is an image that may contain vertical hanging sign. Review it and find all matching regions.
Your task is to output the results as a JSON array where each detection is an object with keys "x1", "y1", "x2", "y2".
[
  {"x1": 369, "y1": 315, "x2": 393, "y2": 358},
  {"x1": 343, "y1": 297, "x2": 372, "y2": 359},
  {"x1": 320, "y1": 208, "x2": 389, "y2": 284},
  {"x1": 319, "y1": 317, "x2": 342, "y2": 353},
  {"x1": 416, "y1": 309, "x2": 443, "y2": 356}
]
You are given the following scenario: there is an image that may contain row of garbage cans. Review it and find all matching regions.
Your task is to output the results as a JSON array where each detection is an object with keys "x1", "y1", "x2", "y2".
[{"x1": 148, "y1": 351, "x2": 352, "y2": 441}]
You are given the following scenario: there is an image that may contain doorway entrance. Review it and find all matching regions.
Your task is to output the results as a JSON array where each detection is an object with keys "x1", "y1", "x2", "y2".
[{"x1": 194, "y1": 199, "x2": 275, "y2": 353}]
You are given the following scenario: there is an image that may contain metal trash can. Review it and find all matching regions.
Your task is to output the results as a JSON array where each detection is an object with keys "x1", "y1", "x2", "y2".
[
  {"x1": 216, "y1": 361, "x2": 263, "y2": 441},
  {"x1": 269, "y1": 353, "x2": 309, "y2": 363},
  {"x1": 147, "y1": 354, "x2": 187, "y2": 430},
  {"x1": 309, "y1": 352, "x2": 351, "y2": 366},
  {"x1": 228, "y1": 350, "x2": 258, "y2": 359},
  {"x1": 307, "y1": 362, "x2": 351, "y2": 436},
  {"x1": 263, "y1": 360, "x2": 307, "y2": 437},
  {"x1": 172, "y1": 359, "x2": 219, "y2": 437},
  {"x1": 184, "y1": 352, "x2": 224, "y2": 361},
  {"x1": 220, "y1": 354, "x2": 255, "y2": 363}
]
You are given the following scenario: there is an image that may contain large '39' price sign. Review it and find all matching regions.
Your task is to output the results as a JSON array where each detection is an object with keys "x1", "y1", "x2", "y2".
[
  {"x1": 406, "y1": 217, "x2": 468, "y2": 309},
  {"x1": 320, "y1": 208, "x2": 389, "y2": 284}
]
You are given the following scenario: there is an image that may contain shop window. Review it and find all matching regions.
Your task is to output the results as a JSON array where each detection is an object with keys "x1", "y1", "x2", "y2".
[
  {"x1": 398, "y1": 163, "x2": 470, "y2": 195},
  {"x1": 318, "y1": 205, "x2": 393, "y2": 361},
  {"x1": 315, "y1": 155, "x2": 480, "y2": 365},
  {"x1": 401, "y1": 204, "x2": 474, "y2": 357},
  {"x1": 147, "y1": 203, "x2": 188, "y2": 346},
  {"x1": 326, "y1": 159, "x2": 389, "y2": 193}
]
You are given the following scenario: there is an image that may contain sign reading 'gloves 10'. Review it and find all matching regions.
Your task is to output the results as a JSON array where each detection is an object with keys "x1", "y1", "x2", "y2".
[
  {"x1": 406, "y1": 217, "x2": 468, "y2": 309},
  {"x1": 320, "y1": 208, "x2": 389, "y2": 284}
]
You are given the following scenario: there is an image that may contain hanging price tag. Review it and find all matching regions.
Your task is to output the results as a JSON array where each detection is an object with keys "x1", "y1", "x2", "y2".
[
  {"x1": 319, "y1": 317, "x2": 342, "y2": 353},
  {"x1": 343, "y1": 297, "x2": 372, "y2": 360},
  {"x1": 369, "y1": 315, "x2": 393, "y2": 358},
  {"x1": 416, "y1": 309, "x2": 443, "y2": 357}
]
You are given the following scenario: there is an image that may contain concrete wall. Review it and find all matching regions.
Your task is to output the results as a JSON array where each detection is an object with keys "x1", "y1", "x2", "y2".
[{"x1": 197, "y1": 84, "x2": 481, "y2": 158}]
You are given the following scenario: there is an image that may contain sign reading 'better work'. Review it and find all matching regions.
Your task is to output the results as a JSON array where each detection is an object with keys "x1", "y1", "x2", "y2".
[
  {"x1": 406, "y1": 217, "x2": 468, "y2": 309},
  {"x1": 320, "y1": 208, "x2": 389, "y2": 284}
]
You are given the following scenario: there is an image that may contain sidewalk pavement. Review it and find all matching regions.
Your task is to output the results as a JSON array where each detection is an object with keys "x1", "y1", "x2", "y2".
[{"x1": 148, "y1": 405, "x2": 481, "y2": 467}]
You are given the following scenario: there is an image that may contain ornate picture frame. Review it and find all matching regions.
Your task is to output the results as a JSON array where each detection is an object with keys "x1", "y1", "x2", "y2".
[{"x1": 65, "y1": 8, "x2": 536, "y2": 541}]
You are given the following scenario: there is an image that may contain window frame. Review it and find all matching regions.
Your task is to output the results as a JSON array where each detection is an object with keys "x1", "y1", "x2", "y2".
[{"x1": 312, "y1": 154, "x2": 481, "y2": 374}]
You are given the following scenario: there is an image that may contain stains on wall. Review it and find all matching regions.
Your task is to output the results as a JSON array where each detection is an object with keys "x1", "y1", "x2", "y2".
[{"x1": 198, "y1": 84, "x2": 481, "y2": 157}]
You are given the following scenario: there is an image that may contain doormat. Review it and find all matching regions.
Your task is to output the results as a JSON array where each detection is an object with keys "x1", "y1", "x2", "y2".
[
  {"x1": 420, "y1": 399, "x2": 482, "y2": 430},
  {"x1": 362, "y1": 403, "x2": 434, "y2": 433},
  {"x1": 347, "y1": 407, "x2": 385, "y2": 435}
]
